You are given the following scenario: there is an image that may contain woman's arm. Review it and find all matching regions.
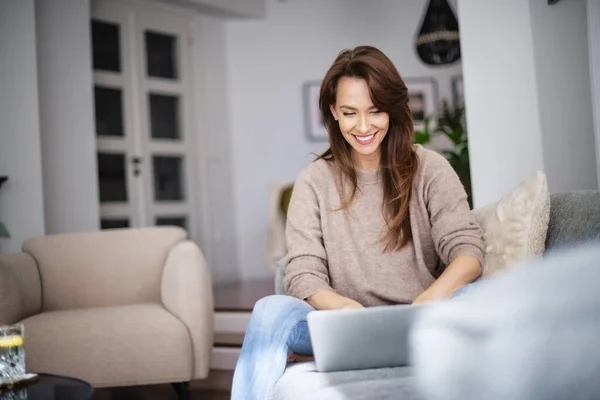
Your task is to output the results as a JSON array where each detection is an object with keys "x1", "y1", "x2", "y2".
[
  {"x1": 283, "y1": 167, "x2": 363, "y2": 310},
  {"x1": 307, "y1": 290, "x2": 364, "y2": 310},
  {"x1": 413, "y1": 255, "x2": 481, "y2": 304},
  {"x1": 414, "y1": 151, "x2": 485, "y2": 304}
]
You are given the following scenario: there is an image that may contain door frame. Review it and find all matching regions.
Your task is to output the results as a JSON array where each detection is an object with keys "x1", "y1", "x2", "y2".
[{"x1": 92, "y1": 0, "x2": 209, "y2": 251}]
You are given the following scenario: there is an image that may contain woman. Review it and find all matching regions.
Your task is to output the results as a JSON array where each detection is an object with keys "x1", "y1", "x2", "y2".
[{"x1": 231, "y1": 45, "x2": 485, "y2": 400}]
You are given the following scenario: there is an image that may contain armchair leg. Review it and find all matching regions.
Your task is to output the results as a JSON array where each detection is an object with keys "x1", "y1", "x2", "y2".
[{"x1": 171, "y1": 382, "x2": 190, "y2": 400}]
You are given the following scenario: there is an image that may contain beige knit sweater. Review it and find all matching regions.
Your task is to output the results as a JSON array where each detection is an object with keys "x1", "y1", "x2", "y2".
[{"x1": 283, "y1": 145, "x2": 485, "y2": 307}]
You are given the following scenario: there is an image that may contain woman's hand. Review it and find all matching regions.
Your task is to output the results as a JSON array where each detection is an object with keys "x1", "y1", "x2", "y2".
[
  {"x1": 340, "y1": 299, "x2": 364, "y2": 310},
  {"x1": 412, "y1": 255, "x2": 481, "y2": 305},
  {"x1": 412, "y1": 286, "x2": 450, "y2": 305},
  {"x1": 307, "y1": 290, "x2": 364, "y2": 310}
]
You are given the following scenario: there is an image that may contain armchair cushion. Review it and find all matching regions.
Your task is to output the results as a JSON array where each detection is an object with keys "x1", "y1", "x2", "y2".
[
  {"x1": 0, "y1": 263, "x2": 24, "y2": 325},
  {"x1": 21, "y1": 303, "x2": 192, "y2": 388},
  {"x1": 161, "y1": 241, "x2": 214, "y2": 380},
  {"x1": 0, "y1": 253, "x2": 41, "y2": 324},
  {"x1": 22, "y1": 227, "x2": 186, "y2": 311}
]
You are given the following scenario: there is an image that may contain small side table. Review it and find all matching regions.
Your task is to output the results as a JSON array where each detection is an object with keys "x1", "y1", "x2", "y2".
[{"x1": 0, "y1": 373, "x2": 94, "y2": 400}]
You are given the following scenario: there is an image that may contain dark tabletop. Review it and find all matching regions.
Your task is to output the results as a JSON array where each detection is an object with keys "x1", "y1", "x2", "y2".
[{"x1": 0, "y1": 373, "x2": 94, "y2": 400}]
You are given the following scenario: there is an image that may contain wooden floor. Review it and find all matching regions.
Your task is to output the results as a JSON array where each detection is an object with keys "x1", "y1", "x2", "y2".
[
  {"x1": 95, "y1": 385, "x2": 229, "y2": 400},
  {"x1": 95, "y1": 370, "x2": 234, "y2": 400}
]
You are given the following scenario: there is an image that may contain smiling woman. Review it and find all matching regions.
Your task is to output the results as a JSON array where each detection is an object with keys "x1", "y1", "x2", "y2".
[
  {"x1": 231, "y1": 46, "x2": 485, "y2": 400},
  {"x1": 318, "y1": 46, "x2": 417, "y2": 252}
]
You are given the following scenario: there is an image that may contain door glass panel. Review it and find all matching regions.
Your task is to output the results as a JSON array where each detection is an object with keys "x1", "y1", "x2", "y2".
[
  {"x1": 98, "y1": 153, "x2": 128, "y2": 202},
  {"x1": 149, "y1": 94, "x2": 180, "y2": 139},
  {"x1": 91, "y1": 20, "x2": 121, "y2": 72},
  {"x1": 95, "y1": 87, "x2": 124, "y2": 137},
  {"x1": 101, "y1": 218, "x2": 130, "y2": 230},
  {"x1": 156, "y1": 216, "x2": 186, "y2": 230},
  {"x1": 153, "y1": 156, "x2": 184, "y2": 201},
  {"x1": 145, "y1": 31, "x2": 178, "y2": 79}
]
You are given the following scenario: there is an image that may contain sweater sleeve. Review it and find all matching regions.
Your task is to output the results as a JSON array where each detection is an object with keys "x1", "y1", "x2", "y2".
[
  {"x1": 424, "y1": 151, "x2": 486, "y2": 268},
  {"x1": 282, "y1": 167, "x2": 334, "y2": 300}
]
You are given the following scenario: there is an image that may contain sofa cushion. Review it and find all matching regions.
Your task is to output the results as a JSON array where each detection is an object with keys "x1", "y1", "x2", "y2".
[
  {"x1": 545, "y1": 191, "x2": 600, "y2": 252},
  {"x1": 274, "y1": 362, "x2": 424, "y2": 400},
  {"x1": 410, "y1": 242, "x2": 600, "y2": 400},
  {"x1": 472, "y1": 171, "x2": 550, "y2": 279},
  {"x1": 20, "y1": 303, "x2": 192, "y2": 387}
]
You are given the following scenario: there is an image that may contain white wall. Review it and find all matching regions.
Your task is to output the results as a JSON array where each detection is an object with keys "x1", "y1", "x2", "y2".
[
  {"x1": 193, "y1": 14, "x2": 240, "y2": 283},
  {"x1": 226, "y1": 0, "x2": 462, "y2": 280},
  {"x1": 158, "y1": 0, "x2": 265, "y2": 18},
  {"x1": 186, "y1": 0, "x2": 265, "y2": 18},
  {"x1": 588, "y1": 0, "x2": 600, "y2": 189},
  {"x1": 36, "y1": 0, "x2": 100, "y2": 235},
  {"x1": 458, "y1": 0, "x2": 545, "y2": 207},
  {"x1": 0, "y1": 0, "x2": 46, "y2": 252},
  {"x1": 459, "y1": 0, "x2": 598, "y2": 208},
  {"x1": 530, "y1": 0, "x2": 597, "y2": 193}
]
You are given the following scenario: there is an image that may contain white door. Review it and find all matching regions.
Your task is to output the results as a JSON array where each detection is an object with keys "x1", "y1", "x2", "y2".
[{"x1": 92, "y1": 1, "x2": 199, "y2": 240}]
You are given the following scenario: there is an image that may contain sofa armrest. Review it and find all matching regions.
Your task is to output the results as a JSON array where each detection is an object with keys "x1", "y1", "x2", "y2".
[
  {"x1": 0, "y1": 253, "x2": 42, "y2": 325},
  {"x1": 161, "y1": 241, "x2": 214, "y2": 380}
]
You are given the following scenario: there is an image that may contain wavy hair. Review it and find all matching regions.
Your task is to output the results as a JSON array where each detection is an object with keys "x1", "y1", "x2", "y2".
[{"x1": 317, "y1": 46, "x2": 418, "y2": 252}]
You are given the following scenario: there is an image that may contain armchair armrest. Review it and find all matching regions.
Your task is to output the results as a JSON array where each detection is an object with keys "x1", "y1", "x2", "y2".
[
  {"x1": 161, "y1": 241, "x2": 214, "y2": 380},
  {"x1": 0, "y1": 253, "x2": 42, "y2": 325}
]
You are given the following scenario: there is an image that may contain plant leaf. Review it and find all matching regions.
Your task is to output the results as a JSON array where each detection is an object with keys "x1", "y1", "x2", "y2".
[{"x1": 0, "y1": 222, "x2": 10, "y2": 238}]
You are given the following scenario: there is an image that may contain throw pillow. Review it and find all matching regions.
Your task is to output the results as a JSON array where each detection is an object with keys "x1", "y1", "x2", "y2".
[{"x1": 472, "y1": 170, "x2": 550, "y2": 279}]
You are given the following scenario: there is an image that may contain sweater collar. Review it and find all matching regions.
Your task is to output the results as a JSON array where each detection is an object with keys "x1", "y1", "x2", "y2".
[{"x1": 356, "y1": 167, "x2": 379, "y2": 185}]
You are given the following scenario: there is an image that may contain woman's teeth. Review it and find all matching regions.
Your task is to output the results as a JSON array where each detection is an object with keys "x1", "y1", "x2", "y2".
[
  {"x1": 356, "y1": 134, "x2": 373, "y2": 142},
  {"x1": 355, "y1": 133, "x2": 375, "y2": 143}
]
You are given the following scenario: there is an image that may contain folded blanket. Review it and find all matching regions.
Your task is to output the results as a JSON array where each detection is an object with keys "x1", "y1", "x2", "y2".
[{"x1": 410, "y1": 242, "x2": 600, "y2": 400}]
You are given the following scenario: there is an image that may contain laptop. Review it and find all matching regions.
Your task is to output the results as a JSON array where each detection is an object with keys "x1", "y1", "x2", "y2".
[{"x1": 306, "y1": 304, "x2": 425, "y2": 372}]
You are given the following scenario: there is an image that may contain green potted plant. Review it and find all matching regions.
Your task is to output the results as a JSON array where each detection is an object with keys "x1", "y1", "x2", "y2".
[
  {"x1": 414, "y1": 101, "x2": 473, "y2": 208},
  {"x1": 0, "y1": 222, "x2": 8, "y2": 238}
]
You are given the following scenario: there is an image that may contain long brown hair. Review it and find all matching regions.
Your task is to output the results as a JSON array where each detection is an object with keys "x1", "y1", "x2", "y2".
[{"x1": 317, "y1": 45, "x2": 418, "y2": 252}]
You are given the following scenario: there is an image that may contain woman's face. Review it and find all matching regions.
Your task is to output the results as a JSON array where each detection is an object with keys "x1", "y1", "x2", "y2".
[{"x1": 330, "y1": 77, "x2": 389, "y2": 168}]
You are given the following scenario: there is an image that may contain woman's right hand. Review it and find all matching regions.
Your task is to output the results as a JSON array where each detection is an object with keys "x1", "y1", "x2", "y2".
[
  {"x1": 341, "y1": 299, "x2": 364, "y2": 310},
  {"x1": 307, "y1": 290, "x2": 364, "y2": 310}
]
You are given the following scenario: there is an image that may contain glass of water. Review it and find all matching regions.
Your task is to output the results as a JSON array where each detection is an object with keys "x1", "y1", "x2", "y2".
[{"x1": 0, "y1": 324, "x2": 25, "y2": 385}]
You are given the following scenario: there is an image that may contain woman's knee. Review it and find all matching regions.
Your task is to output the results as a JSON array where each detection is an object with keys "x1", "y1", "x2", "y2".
[
  {"x1": 253, "y1": 295, "x2": 306, "y2": 315},
  {"x1": 250, "y1": 295, "x2": 311, "y2": 328}
]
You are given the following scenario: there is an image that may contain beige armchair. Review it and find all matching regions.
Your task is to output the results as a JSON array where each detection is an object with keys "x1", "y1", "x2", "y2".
[{"x1": 0, "y1": 227, "x2": 213, "y2": 398}]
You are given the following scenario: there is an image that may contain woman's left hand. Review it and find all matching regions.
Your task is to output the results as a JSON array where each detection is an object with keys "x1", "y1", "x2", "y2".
[
  {"x1": 413, "y1": 255, "x2": 481, "y2": 305},
  {"x1": 412, "y1": 287, "x2": 451, "y2": 305}
]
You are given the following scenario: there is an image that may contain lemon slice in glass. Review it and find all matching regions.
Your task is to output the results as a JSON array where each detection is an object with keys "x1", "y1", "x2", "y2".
[{"x1": 0, "y1": 335, "x2": 23, "y2": 348}]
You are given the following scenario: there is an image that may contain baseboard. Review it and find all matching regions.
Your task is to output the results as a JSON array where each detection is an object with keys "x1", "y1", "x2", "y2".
[
  {"x1": 214, "y1": 311, "x2": 251, "y2": 334},
  {"x1": 211, "y1": 346, "x2": 241, "y2": 370}
]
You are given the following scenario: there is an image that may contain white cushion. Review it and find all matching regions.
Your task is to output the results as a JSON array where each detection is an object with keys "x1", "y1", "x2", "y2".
[{"x1": 472, "y1": 171, "x2": 550, "y2": 279}]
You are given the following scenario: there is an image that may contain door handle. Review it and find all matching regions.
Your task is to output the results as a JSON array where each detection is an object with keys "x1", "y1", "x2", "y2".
[{"x1": 131, "y1": 157, "x2": 142, "y2": 176}]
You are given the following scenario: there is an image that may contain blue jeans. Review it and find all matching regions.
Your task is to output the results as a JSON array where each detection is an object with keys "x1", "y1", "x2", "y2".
[{"x1": 230, "y1": 283, "x2": 482, "y2": 400}]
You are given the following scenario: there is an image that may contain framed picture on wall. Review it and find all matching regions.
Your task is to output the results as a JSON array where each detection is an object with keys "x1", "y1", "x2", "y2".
[
  {"x1": 303, "y1": 81, "x2": 328, "y2": 142},
  {"x1": 404, "y1": 77, "x2": 439, "y2": 130},
  {"x1": 451, "y1": 75, "x2": 464, "y2": 106}
]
